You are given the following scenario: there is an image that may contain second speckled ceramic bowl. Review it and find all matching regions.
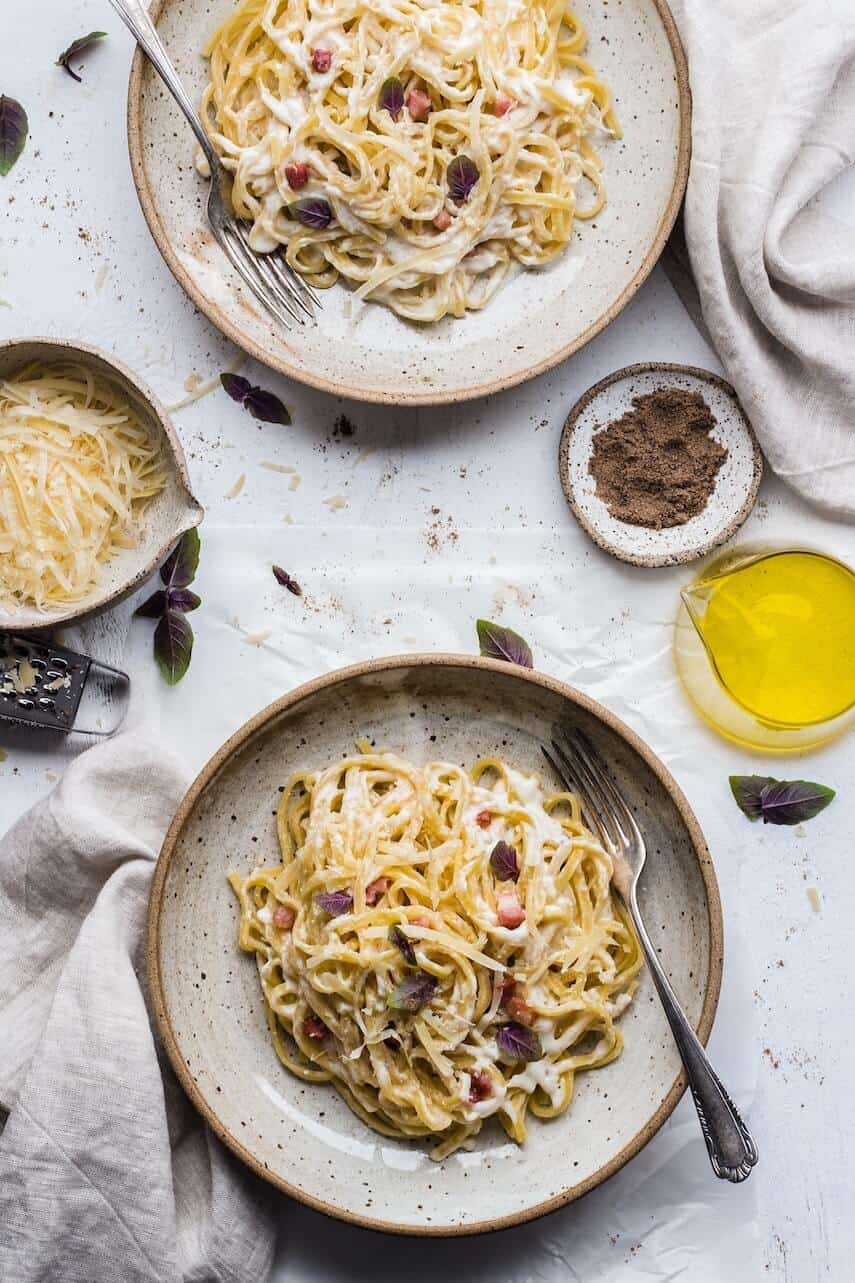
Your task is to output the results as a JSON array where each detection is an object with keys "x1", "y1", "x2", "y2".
[
  {"x1": 148, "y1": 655, "x2": 722, "y2": 1234},
  {"x1": 127, "y1": 0, "x2": 689, "y2": 403}
]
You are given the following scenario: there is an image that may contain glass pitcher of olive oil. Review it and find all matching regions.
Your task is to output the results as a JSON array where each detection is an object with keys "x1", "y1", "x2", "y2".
[{"x1": 674, "y1": 547, "x2": 855, "y2": 751}]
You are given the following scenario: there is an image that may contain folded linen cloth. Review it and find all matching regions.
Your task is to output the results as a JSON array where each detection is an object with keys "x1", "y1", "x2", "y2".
[
  {"x1": 0, "y1": 733, "x2": 277, "y2": 1283},
  {"x1": 671, "y1": 0, "x2": 855, "y2": 518}
]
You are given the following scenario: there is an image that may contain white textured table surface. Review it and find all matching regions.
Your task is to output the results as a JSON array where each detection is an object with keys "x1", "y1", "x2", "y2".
[{"x1": 3, "y1": 5, "x2": 854, "y2": 1280}]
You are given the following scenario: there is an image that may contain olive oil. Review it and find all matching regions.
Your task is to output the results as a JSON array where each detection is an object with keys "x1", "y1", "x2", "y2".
[{"x1": 686, "y1": 551, "x2": 855, "y2": 728}]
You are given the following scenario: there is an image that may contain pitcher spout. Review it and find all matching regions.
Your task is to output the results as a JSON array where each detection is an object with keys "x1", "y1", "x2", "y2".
[{"x1": 679, "y1": 583, "x2": 711, "y2": 637}]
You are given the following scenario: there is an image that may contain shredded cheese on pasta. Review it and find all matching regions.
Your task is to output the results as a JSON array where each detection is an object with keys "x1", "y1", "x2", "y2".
[
  {"x1": 229, "y1": 748, "x2": 641, "y2": 1157},
  {"x1": 201, "y1": 0, "x2": 619, "y2": 321},
  {"x1": 0, "y1": 364, "x2": 166, "y2": 613}
]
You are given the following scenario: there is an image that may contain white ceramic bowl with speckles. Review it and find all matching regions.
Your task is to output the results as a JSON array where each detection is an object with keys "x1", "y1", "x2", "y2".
[
  {"x1": 127, "y1": 0, "x2": 690, "y2": 404},
  {"x1": 0, "y1": 337, "x2": 203, "y2": 633},
  {"x1": 559, "y1": 363, "x2": 764, "y2": 567},
  {"x1": 148, "y1": 655, "x2": 722, "y2": 1235}
]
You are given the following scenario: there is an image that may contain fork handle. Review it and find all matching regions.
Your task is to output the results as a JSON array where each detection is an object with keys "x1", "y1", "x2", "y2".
[
  {"x1": 628, "y1": 895, "x2": 758, "y2": 1182},
  {"x1": 107, "y1": 0, "x2": 218, "y2": 167}
]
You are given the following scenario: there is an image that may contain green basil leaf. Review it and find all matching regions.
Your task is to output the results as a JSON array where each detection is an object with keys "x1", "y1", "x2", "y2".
[
  {"x1": 57, "y1": 31, "x2": 107, "y2": 83},
  {"x1": 387, "y1": 972, "x2": 436, "y2": 1012},
  {"x1": 0, "y1": 96, "x2": 28, "y2": 177},
  {"x1": 272, "y1": 565, "x2": 301, "y2": 595},
  {"x1": 168, "y1": 588, "x2": 201, "y2": 613},
  {"x1": 134, "y1": 589, "x2": 168, "y2": 618},
  {"x1": 489, "y1": 840, "x2": 519, "y2": 882},
  {"x1": 154, "y1": 610, "x2": 193, "y2": 686},
  {"x1": 728, "y1": 775, "x2": 777, "y2": 821},
  {"x1": 730, "y1": 775, "x2": 835, "y2": 825},
  {"x1": 477, "y1": 619, "x2": 533, "y2": 668},
  {"x1": 160, "y1": 528, "x2": 201, "y2": 590},
  {"x1": 496, "y1": 1022, "x2": 542, "y2": 1062}
]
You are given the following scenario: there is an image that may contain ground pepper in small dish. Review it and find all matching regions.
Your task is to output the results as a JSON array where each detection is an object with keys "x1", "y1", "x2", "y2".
[{"x1": 588, "y1": 387, "x2": 728, "y2": 529}]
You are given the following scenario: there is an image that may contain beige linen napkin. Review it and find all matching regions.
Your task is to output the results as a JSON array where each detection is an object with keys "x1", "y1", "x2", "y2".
[
  {"x1": 671, "y1": 0, "x2": 855, "y2": 518},
  {"x1": 0, "y1": 733, "x2": 276, "y2": 1283}
]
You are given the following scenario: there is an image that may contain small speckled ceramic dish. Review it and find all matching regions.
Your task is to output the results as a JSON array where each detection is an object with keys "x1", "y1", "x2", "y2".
[
  {"x1": 126, "y1": 0, "x2": 690, "y2": 404},
  {"x1": 0, "y1": 337, "x2": 203, "y2": 633},
  {"x1": 558, "y1": 363, "x2": 764, "y2": 568},
  {"x1": 148, "y1": 655, "x2": 722, "y2": 1235}
]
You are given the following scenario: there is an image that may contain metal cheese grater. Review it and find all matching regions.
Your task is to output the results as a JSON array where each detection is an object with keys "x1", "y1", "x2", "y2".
[{"x1": 0, "y1": 633, "x2": 130, "y2": 735}]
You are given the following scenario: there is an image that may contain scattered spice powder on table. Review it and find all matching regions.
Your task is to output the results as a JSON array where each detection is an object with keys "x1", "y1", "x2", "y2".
[{"x1": 588, "y1": 387, "x2": 728, "y2": 529}]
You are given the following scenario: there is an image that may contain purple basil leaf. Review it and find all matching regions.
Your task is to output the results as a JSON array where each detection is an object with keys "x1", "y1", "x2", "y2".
[
  {"x1": 244, "y1": 387, "x2": 291, "y2": 425},
  {"x1": 447, "y1": 155, "x2": 479, "y2": 203},
  {"x1": 387, "y1": 972, "x2": 437, "y2": 1013},
  {"x1": 167, "y1": 587, "x2": 201, "y2": 613},
  {"x1": 222, "y1": 371, "x2": 290, "y2": 424},
  {"x1": 315, "y1": 890, "x2": 353, "y2": 917},
  {"x1": 289, "y1": 196, "x2": 333, "y2": 230},
  {"x1": 728, "y1": 775, "x2": 777, "y2": 822},
  {"x1": 154, "y1": 610, "x2": 193, "y2": 686},
  {"x1": 378, "y1": 76, "x2": 404, "y2": 120},
  {"x1": 57, "y1": 31, "x2": 107, "y2": 82},
  {"x1": 160, "y1": 528, "x2": 201, "y2": 589},
  {"x1": 758, "y1": 779, "x2": 835, "y2": 826},
  {"x1": 729, "y1": 775, "x2": 835, "y2": 825},
  {"x1": 220, "y1": 372, "x2": 252, "y2": 403},
  {"x1": 272, "y1": 565, "x2": 302, "y2": 596},
  {"x1": 388, "y1": 925, "x2": 417, "y2": 966},
  {"x1": 476, "y1": 619, "x2": 533, "y2": 668},
  {"x1": 489, "y1": 840, "x2": 519, "y2": 882},
  {"x1": 496, "y1": 1022, "x2": 542, "y2": 1063},
  {"x1": 135, "y1": 589, "x2": 168, "y2": 618},
  {"x1": 0, "y1": 96, "x2": 28, "y2": 177}
]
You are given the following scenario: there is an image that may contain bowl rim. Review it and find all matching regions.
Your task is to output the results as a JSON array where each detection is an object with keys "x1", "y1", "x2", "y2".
[
  {"x1": 147, "y1": 652, "x2": 724, "y2": 1236},
  {"x1": 125, "y1": 0, "x2": 692, "y2": 406},
  {"x1": 558, "y1": 361, "x2": 765, "y2": 568},
  {"x1": 0, "y1": 335, "x2": 203, "y2": 632}
]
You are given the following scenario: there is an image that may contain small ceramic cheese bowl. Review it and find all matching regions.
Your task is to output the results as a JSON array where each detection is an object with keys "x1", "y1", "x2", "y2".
[{"x1": 0, "y1": 337, "x2": 203, "y2": 632}]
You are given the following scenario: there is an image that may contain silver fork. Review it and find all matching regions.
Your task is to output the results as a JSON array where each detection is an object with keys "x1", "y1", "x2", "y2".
[
  {"x1": 108, "y1": 0, "x2": 319, "y2": 328},
  {"x1": 544, "y1": 729, "x2": 758, "y2": 1183}
]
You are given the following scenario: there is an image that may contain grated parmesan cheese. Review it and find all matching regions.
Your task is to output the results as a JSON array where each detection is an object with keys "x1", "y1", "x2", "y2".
[
  {"x1": 10, "y1": 659, "x2": 36, "y2": 693},
  {"x1": 43, "y1": 673, "x2": 71, "y2": 692},
  {"x1": 243, "y1": 628, "x2": 272, "y2": 646},
  {"x1": 166, "y1": 355, "x2": 246, "y2": 412},
  {"x1": 224, "y1": 473, "x2": 246, "y2": 499},
  {"x1": 0, "y1": 363, "x2": 167, "y2": 613}
]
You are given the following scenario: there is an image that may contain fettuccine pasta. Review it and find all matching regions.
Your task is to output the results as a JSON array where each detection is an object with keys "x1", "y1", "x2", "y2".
[
  {"x1": 228, "y1": 748, "x2": 641, "y2": 1157},
  {"x1": 201, "y1": 0, "x2": 619, "y2": 321}
]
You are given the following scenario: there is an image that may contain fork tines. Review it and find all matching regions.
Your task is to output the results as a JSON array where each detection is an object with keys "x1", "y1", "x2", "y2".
[
  {"x1": 232, "y1": 222, "x2": 320, "y2": 316},
  {"x1": 542, "y1": 728, "x2": 636, "y2": 851},
  {"x1": 217, "y1": 224, "x2": 316, "y2": 328}
]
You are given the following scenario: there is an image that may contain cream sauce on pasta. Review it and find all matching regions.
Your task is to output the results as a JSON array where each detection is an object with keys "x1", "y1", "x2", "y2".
[
  {"x1": 200, "y1": 0, "x2": 619, "y2": 321},
  {"x1": 228, "y1": 748, "x2": 641, "y2": 1157}
]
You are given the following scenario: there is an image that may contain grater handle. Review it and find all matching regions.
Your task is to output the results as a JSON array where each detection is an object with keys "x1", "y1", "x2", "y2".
[{"x1": 73, "y1": 660, "x2": 131, "y2": 736}]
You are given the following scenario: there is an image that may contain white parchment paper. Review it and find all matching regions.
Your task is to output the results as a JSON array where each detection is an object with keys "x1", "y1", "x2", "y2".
[{"x1": 121, "y1": 516, "x2": 788, "y2": 1280}]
